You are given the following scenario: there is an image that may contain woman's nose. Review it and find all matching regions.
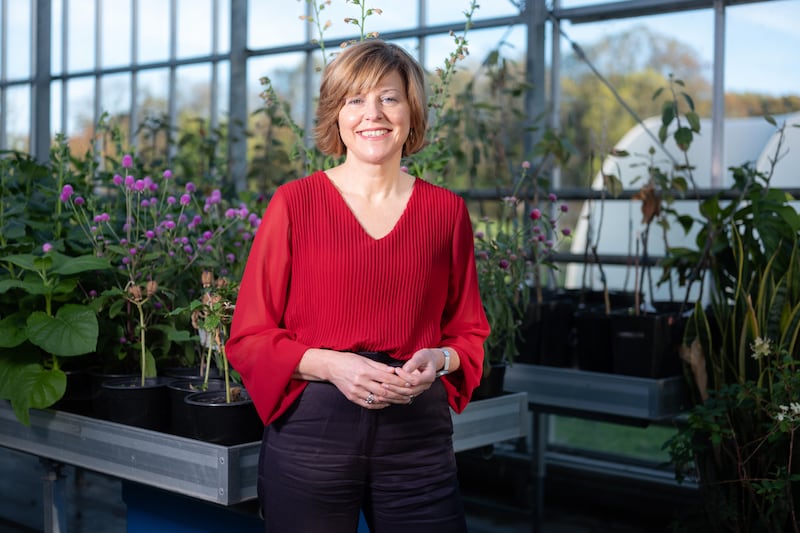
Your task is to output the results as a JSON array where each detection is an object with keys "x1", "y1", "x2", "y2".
[{"x1": 364, "y1": 99, "x2": 384, "y2": 119}]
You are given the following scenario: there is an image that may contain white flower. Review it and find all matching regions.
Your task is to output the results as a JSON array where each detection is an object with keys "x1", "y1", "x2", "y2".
[{"x1": 750, "y1": 336, "x2": 772, "y2": 360}]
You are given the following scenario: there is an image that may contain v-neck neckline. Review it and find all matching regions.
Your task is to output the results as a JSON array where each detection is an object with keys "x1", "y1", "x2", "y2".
[{"x1": 321, "y1": 171, "x2": 417, "y2": 242}]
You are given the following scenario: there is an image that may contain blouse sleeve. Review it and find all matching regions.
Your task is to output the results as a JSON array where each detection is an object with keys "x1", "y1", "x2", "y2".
[
  {"x1": 439, "y1": 198, "x2": 490, "y2": 413},
  {"x1": 225, "y1": 189, "x2": 309, "y2": 424}
]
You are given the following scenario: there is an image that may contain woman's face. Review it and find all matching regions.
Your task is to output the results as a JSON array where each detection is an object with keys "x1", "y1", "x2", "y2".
[{"x1": 337, "y1": 70, "x2": 410, "y2": 166}]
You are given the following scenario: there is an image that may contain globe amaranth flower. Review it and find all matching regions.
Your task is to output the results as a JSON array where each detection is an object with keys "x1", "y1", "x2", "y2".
[
  {"x1": 59, "y1": 185, "x2": 74, "y2": 202},
  {"x1": 180, "y1": 194, "x2": 191, "y2": 206},
  {"x1": 121, "y1": 154, "x2": 134, "y2": 168},
  {"x1": 530, "y1": 208, "x2": 542, "y2": 221},
  {"x1": 42, "y1": 242, "x2": 53, "y2": 253}
]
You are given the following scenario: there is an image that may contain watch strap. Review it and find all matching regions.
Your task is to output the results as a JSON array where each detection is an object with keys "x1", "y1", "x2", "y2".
[{"x1": 436, "y1": 348, "x2": 451, "y2": 377}]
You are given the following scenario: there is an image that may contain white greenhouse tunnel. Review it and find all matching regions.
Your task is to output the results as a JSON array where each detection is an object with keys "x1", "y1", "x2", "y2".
[{"x1": 565, "y1": 111, "x2": 800, "y2": 306}]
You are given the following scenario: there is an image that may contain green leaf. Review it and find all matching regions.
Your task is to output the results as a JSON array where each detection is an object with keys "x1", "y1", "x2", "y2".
[
  {"x1": 765, "y1": 115, "x2": 777, "y2": 126},
  {"x1": 2, "y1": 254, "x2": 38, "y2": 272},
  {"x1": 0, "y1": 313, "x2": 29, "y2": 348},
  {"x1": 0, "y1": 357, "x2": 66, "y2": 425},
  {"x1": 26, "y1": 304, "x2": 98, "y2": 356},
  {"x1": 686, "y1": 111, "x2": 701, "y2": 133},
  {"x1": 674, "y1": 127, "x2": 693, "y2": 151},
  {"x1": 661, "y1": 101, "x2": 676, "y2": 127},
  {"x1": 681, "y1": 92, "x2": 695, "y2": 112},
  {"x1": 651, "y1": 87, "x2": 664, "y2": 101},
  {"x1": 51, "y1": 254, "x2": 111, "y2": 276}
]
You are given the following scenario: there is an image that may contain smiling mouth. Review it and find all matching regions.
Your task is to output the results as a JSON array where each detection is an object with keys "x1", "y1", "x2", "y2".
[{"x1": 359, "y1": 129, "x2": 390, "y2": 138}]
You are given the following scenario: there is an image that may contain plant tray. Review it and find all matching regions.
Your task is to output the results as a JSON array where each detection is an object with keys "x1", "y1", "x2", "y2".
[{"x1": 0, "y1": 393, "x2": 527, "y2": 506}]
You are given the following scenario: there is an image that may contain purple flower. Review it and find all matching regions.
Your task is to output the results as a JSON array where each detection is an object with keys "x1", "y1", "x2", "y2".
[
  {"x1": 475, "y1": 231, "x2": 485, "y2": 239},
  {"x1": 562, "y1": 228, "x2": 572, "y2": 237},
  {"x1": 124, "y1": 175, "x2": 135, "y2": 188},
  {"x1": 185, "y1": 182, "x2": 196, "y2": 193},
  {"x1": 560, "y1": 203, "x2": 569, "y2": 213},
  {"x1": 163, "y1": 220, "x2": 176, "y2": 230},
  {"x1": 530, "y1": 208, "x2": 542, "y2": 221},
  {"x1": 548, "y1": 193, "x2": 557, "y2": 202},
  {"x1": 74, "y1": 196, "x2": 85, "y2": 206},
  {"x1": 89, "y1": 290, "x2": 98, "y2": 298},
  {"x1": 163, "y1": 169, "x2": 173, "y2": 180},
  {"x1": 59, "y1": 185, "x2": 74, "y2": 202},
  {"x1": 498, "y1": 259, "x2": 510, "y2": 270},
  {"x1": 129, "y1": 248, "x2": 137, "y2": 255},
  {"x1": 113, "y1": 174, "x2": 123, "y2": 186},
  {"x1": 477, "y1": 251, "x2": 489, "y2": 261},
  {"x1": 521, "y1": 161, "x2": 531, "y2": 169},
  {"x1": 122, "y1": 154, "x2": 133, "y2": 168},
  {"x1": 183, "y1": 245, "x2": 193, "y2": 254},
  {"x1": 225, "y1": 208, "x2": 237, "y2": 219},
  {"x1": 180, "y1": 194, "x2": 191, "y2": 206},
  {"x1": 93, "y1": 213, "x2": 110, "y2": 223},
  {"x1": 202, "y1": 230, "x2": 213, "y2": 240},
  {"x1": 134, "y1": 179, "x2": 146, "y2": 192},
  {"x1": 119, "y1": 336, "x2": 127, "y2": 344},
  {"x1": 226, "y1": 253, "x2": 236, "y2": 263},
  {"x1": 145, "y1": 230, "x2": 155, "y2": 239},
  {"x1": 167, "y1": 196, "x2": 177, "y2": 205},
  {"x1": 42, "y1": 242, "x2": 53, "y2": 253}
]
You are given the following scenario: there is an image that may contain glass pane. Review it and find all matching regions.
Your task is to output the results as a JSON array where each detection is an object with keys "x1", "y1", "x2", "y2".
[
  {"x1": 100, "y1": 72, "x2": 132, "y2": 119},
  {"x1": 248, "y1": 0, "x2": 305, "y2": 49},
  {"x1": 137, "y1": 68, "x2": 169, "y2": 117},
  {"x1": 50, "y1": 80, "x2": 64, "y2": 136},
  {"x1": 216, "y1": 0, "x2": 230, "y2": 54},
  {"x1": 176, "y1": 63, "x2": 211, "y2": 119},
  {"x1": 428, "y1": 0, "x2": 519, "y2": 25},
  {"x1": 6, "y1": 85, "x2": 31, "y2": 152},
  {"x1": 550, "y1": 416, "x2": 676, "y2": 464},
  {"x1": 101, "y1": 0, "x2": 132, "y2": 68},
  {"x1": 51, "y1": 0, "x2": 63, "y2": 75},
  {"x1": 177, "y1": 0, "x2": 212, "y2": 58},
  {"x1": 7, "y1": 0, "x2": 31, "y2": 79},
  {"x1": 138, "y1": 0, "x2": 171, "y2": 63},
  {"x1": 215, "y1": 61, "x2": 230, "y2": 119},
  {"x1": 726, "y1": 0, "x2": 800, "y2": 103},
  {"x1": 247, "y1": 53, "x2": 306, "y2": 123},
  {"x1": 67, "y1": 0, "x2": 95, "y2": 72},
  {"x1": 65, "y1": 77, "x2": 95, "y2": 153},
  {"x1": 302, "y1": 1, "x2": 420, "y2": 42}
]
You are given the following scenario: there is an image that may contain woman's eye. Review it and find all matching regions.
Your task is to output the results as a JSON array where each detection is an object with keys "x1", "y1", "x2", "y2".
[{"x1": 346, "y1": 98, "x2": 363, "y2": 105}]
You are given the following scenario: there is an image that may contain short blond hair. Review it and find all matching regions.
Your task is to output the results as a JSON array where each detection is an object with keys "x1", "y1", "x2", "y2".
[{"x1": 314, "y1": 40, "x2": 428, "y2": 157}]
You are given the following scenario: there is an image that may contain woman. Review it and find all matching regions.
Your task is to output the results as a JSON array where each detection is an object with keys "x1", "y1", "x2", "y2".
[{"x1": 226, "y1": 39, "x2": 489, "y2": 533}]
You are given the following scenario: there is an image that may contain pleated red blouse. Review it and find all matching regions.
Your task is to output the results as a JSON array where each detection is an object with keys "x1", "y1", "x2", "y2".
[{"x1": 225, "y1": 171, "x2": 489, "y2": 425}]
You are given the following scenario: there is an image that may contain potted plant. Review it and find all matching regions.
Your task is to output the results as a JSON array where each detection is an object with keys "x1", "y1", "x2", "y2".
[
  {"x1": 171, "y1": 271, "x2": 262, "y2": 445},
  {"x1": 473, "y1": 157, "x2": 573, "y2": 397},
  {"x1": 664, "y1": 116, "x2": 800, "y2": 531},
  {"x1": 0, "y1": 145, "x2": 112, "y2": 424},
  {"x1": 57, "y1": 129, "x2": 258, "y2": 430},
  {"x1": 609, "y1": 76, "x2": 698, "y2": 378}
]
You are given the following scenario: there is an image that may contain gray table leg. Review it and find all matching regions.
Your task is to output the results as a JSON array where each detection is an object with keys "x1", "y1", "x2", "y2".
[
  {"x1": 41, "y1": 459, "x2": 67, "y2": 533},
  {"x1": 530, "y1": 410, "x2": 548, "y2": 533}
]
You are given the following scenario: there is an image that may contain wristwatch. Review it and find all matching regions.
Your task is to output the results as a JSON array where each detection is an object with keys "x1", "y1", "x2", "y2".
[{"x1": 436, "y1": 348, "x2": 451, "y2": 377}]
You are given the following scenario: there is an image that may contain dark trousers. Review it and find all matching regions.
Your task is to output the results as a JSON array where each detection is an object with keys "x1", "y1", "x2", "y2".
[{"x1": 257, "y1": 379, "x2": 467, "y2": 533}]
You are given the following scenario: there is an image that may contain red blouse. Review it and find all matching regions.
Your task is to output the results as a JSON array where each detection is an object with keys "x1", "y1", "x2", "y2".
[{"x1": 225, "y1": 171, "x2": 489, "y2": 425}]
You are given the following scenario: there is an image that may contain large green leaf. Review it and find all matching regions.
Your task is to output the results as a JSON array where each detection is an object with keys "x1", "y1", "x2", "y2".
[
  {"x1": 0, "y1": 313, "x2": 29, "y2": 348},
  {"x1": 0, "y1": 360, "x2": 66, "y2": 426},
  {"x1": 51, "y1": 253, "x2": 111, "y2": 276},
  {"x1": 26, "y1": 304, "x2": 98, "y2": 356}
]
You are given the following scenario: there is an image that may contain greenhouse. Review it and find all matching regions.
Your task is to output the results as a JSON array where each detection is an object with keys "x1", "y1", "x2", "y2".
[{"x1": 1, "y1": 0, "x2": 799, "y2": 532}]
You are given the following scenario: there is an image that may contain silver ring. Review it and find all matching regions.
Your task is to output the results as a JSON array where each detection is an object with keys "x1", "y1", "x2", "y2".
[
  {"x1": 408, "y1": 394, "x2": 415, "y2": 404},
  {"x1": 366, "y1": 393, "x2": 375, "y2": 405}
]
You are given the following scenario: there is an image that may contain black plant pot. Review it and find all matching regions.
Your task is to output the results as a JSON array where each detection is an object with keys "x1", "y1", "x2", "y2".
[
  {"x1": 472, "y1": 363, "x2": 507, "y2": 400},
  {"x1": 89, "y1": 369, "x2": 138, "y2": 420},
  {"x1": 98, "y1": 376, "x2": 173, "y2": 432},
  {"x1": 609, "y1": 311, "x2": 684, "y2": 378},
  {"x1": 573, "y1": 306, "x2": 614, "y2": 373},
  {"x1": 516, "y1": 297, "x2": 576, "y2": 367},
  {"x1": 182, "y1": 388, "x2": 263, "y2": 445},
  {"x1": 52, "y1": 369, "x2": 94, "y2": 416},
  {"x1": 168, "y1": 378, "x2": 226, "y2": 438}
]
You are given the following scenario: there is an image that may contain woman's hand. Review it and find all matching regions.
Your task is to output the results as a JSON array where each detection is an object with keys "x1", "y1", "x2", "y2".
[{"x1": 323, "y1": 351, "x2": 409, "y2": 409}]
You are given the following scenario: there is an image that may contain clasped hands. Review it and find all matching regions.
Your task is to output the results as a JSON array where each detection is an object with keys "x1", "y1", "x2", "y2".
[{"x1": 330, "y1": 348, "x2": 440, "y2": 409}]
